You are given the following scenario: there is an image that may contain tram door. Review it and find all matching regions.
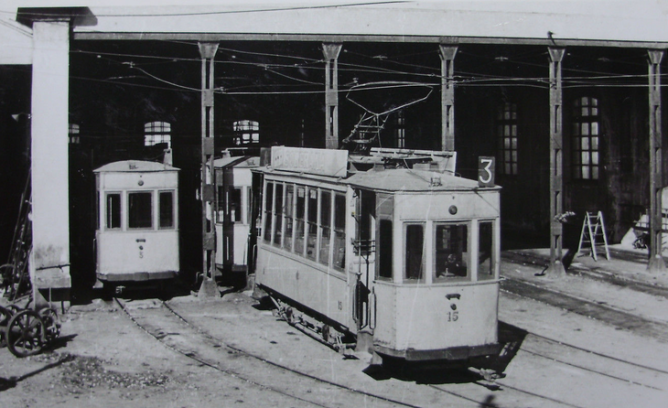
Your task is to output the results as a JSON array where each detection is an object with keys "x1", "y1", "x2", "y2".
[
  {"x1": 353, "y1": 189, "x2": 377, "y2": 330},
  {"x1": 219, "y1": 167, "x2": 235, "y2": 270}
]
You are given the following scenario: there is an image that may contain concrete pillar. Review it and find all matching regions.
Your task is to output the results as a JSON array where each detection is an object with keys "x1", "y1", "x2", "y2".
[
  {"x1": 439, "y1": 45, "x2": 458, "y2": 151},
  {"x1": 30, "y1": 21, "x2": 72, "y2": 296},
  {"x1": 198, "y1": 42, "x2": 220, "y2": 298},
  {"x1": 647, "y1": 49, "x2": 666, "y2": 273},
  {"x1": 323, "y1": 43, "x2": 342, "y2": 149},
  {"x1": 547, "y1": 47, "x2": 566, "y2": 278}
]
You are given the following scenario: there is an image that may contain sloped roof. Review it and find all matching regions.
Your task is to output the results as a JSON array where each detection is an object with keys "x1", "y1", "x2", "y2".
[
  {"x1": 94, "y1": 160, "x2": 180, "y2": 173},
  {"x1": 213, "y1": 155, "x2": 261, "y2": 169},
  {"x1": 347, "y1": 168, "x2": 495, "y2": 192}
]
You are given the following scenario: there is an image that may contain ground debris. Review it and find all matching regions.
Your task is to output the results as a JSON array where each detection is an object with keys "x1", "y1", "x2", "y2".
[{"x1": 59, "y1": 354, "x2": 171, "y2": 391}]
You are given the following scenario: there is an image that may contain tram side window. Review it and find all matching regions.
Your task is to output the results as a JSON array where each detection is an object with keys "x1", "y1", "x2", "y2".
[
  {"x1": 106, "y1": 193, "x2": 121, "y2": 229},
  {"x1": 319, "y1": 191, "x2": 331, "y2": 266},
  {"x1": 159, "y1": 191, "x2": 174, "y2": 229},
  {"x1": 378, "y1": 220, "x2": 393, "y2": 279},
  {"x1": 128, "y1": 192, "x2": 153, "y2": 229},
  {"x1": 263, "y1": 182, "x2": 273, "y2": 242},
  {"x1": 332, "y1": 193, "x2": 346, "y2": 271},
  {"x1": 306, "y1": 188, "x2": 318, "y2": 260},
  {"x1": 478, "y1": 221, "x2": 494, "y2": 280},
  {"x1": 284, "y1": 185, "x2": 294, "y2": 251},
  {"x1": 231, "y1": 188, "x2": 242, "y2": 223},
  {"x1": 295, "y1": 186, "x2": 306, "y2": 255},
  {"x1": 274, "y1": 183, "x2": 284, "y2": 246},
  {"x1": 434, "y1": 224, "x2": 469, "y2": 280},
  {"x1": 405, "y1": 224, "x2": 425, "y2": 280}
]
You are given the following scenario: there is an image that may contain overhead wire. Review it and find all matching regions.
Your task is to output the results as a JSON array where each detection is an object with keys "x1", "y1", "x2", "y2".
[{"x1": 0, "y1": 1, "x2": 410, "y2": 17}]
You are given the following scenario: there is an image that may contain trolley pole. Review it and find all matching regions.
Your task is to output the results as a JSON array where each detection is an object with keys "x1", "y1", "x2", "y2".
[
  {"x1": 647, "y1": 49, "x2": 666, "y2": 273},
  {"x1": 547, "y1": 47, "x2": 566, "y2": 278},
  {"x1": 198, "y1": 42, "x2": 220, "y2": 298}
]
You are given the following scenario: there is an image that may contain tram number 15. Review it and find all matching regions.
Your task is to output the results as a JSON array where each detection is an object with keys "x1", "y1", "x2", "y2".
[
  {"x1": 447, "y1": 311, "x2": 459, "y2": 322},
  {"x1": 478, "y1": 156, "x2": 495, "y2": 187}
]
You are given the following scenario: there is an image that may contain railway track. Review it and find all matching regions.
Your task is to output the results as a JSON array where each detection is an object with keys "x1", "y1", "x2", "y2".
[
  {"x1": 112, "y1": 294, "x2": 665, "y2": 408},
  {"x1": 115, "y1": 297, "x2": 430, "y2": 408}
]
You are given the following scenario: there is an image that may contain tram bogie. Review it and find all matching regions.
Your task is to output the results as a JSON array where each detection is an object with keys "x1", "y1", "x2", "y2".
[
  {"x1": 94, "y1": 160, "x2": 180, "y2": 290},
  {"x1": 251, "y1": 146, "x2": 501, "y2": 365}
]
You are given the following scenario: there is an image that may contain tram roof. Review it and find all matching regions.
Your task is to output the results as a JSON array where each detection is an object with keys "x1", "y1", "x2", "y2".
[
  {"x1": 213, "y1": 155, "x2": 261, "y2": 169},
  {"x1": 347, "y1": 168, "x2": 496, "y2": 192},
  {"x1": 94, "y1": 160, "x2": 179, "y2": 173}
]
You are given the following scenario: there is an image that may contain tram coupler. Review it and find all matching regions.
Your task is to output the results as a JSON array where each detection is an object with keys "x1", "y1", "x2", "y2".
[{"x1": 468, "y1": 367, "x2": 501, "y2": 382}]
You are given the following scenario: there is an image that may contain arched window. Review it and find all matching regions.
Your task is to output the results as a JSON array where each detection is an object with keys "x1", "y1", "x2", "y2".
[
  {"x1": 572, "y1": 97, "x2": 600, "y2": 180},
  {"x1": 69, "y1": 123, "x2": 80, "y2": 144},
  {"x1": 144, "y1": 121, "x2": 171, "y2": 149},
  {"x1": 496, "y1": 102, "x2": 518, "y2": 175},
  {"x1": 233, "y1": 120, "x2": 259, "y2": 145}
]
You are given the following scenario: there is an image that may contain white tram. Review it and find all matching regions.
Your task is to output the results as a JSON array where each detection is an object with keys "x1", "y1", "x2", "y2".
[
  {"x1": 213, "y1": 153, "x2": 260, "y2": 280},
  {"x1": 94, "y1": 160, "x2": 180, "y2": 289},
  {"x1": 253, "y1": 146, "x2": 501, "y2": 364}
]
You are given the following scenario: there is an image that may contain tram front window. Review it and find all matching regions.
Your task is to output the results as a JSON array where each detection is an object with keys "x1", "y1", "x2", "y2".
[
  {"x1": 405, "y1": 224, "x2": 425, "y2": 280},
  {"x1": 128, "y1": 192, "x2": 153, "y2": 229},
  {"x1": 159, "y1": 191, "x2": 174, "y2": 229},
  {"x1": 478, "y1": 221, "x2": 494, "y2": 280},
  {"x1": 106, "y1": 193, "x2": 121, "y2": 229},
  {"x1": 434, "y1": 224, "x2": 468, "y2": 280}
]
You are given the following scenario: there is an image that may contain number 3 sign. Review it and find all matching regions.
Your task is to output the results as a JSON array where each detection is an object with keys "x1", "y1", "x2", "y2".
[{"x1": 478, "y1": 156, "x2": 495, "y2": 187}]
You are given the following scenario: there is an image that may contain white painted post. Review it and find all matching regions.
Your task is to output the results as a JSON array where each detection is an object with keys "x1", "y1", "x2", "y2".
[{"x1": 30, "y1": 21, "x2": 72, "y2": 297}]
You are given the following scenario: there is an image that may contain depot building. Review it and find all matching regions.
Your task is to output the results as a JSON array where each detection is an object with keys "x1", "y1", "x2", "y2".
[{"x1": 1, "y1": 1, "x2": 668, "y2": 298}]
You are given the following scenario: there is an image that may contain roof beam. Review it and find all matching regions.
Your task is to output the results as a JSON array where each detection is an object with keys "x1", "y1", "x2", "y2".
[{"x1": 72, "y1": 31, "x2": 668, "y2": 49}]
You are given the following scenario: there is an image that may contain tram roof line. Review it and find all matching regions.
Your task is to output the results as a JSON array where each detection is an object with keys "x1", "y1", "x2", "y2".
[{"x1": 9, "y1": 1, "x2": 668, "y2": 49}]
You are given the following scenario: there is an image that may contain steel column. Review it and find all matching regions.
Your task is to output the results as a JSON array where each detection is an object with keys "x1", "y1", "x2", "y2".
[
  {"x1": 547, "y1": 47, "x2": 566, "y2": 277},
  {"x1": 439, "y1": 45, "x2": 457, "y2": 151},
  {"x1": 323, "y1": 43, "x2": 342, "y2": 149},
  {"x1": 647, "y1": 49, "x2": 667, "y2": 273},
  {"x1": 198, "y1": 42, "x2": 220, "y2": 297}
]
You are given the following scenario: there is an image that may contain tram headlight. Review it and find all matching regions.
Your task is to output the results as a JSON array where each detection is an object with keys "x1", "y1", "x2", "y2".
[{"x1": 449, "y1": 205, "x2": 458, "y2": 215}]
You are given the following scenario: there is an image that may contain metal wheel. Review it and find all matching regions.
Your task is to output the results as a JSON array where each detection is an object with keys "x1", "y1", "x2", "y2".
[
  {"x1": 6, "y1": 310, "x2": 45, "y2": 357},
  {"x1": 38, "y1": 307, "x2": 60, "y2": 343}
]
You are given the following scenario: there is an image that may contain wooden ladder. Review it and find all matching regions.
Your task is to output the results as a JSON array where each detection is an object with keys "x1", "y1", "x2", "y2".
[{"x1": 577, "y1": 211, "x2": 610, "y2": 261}]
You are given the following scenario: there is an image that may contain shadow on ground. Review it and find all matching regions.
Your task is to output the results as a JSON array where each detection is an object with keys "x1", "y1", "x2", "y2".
[{"x1": 363, "y1": 321, "x2": 527, "y2": 385}]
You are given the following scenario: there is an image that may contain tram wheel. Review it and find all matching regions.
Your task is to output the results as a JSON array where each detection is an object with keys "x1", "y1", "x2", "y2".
[{"x1": 6, "y1": 310, "x2": 45, "y2": 357}]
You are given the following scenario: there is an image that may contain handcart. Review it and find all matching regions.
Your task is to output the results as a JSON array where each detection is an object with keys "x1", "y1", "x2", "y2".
[{"x1": 0, "y1": 173, "x2": 61, "y2": 357}]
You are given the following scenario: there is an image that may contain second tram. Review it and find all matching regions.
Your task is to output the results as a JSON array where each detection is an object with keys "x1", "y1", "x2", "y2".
[{"x1": 252, "y1": 146, "x2": 501, "y2": 364}]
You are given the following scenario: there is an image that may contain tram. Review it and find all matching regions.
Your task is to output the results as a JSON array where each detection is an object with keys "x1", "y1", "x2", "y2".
[
  {"x1": 252, "y1": 146, "x2": 501, "y2": 365},
  {"x1": 94, "y1": 160, "x2": 180, "y2": 293},
  {"x1": 213, "y1": 151, "x2": 260, "y2": 284}
]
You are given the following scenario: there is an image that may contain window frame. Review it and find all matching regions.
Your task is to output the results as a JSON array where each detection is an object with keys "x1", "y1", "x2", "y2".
[
  {"x1": 432, "y1": 221, "x2": 470, "y2": 282},
  {"x1": 404, "y1": 222, "x2": 426, "y2": 281},
  {"x1": 477, "y1": 219, "x2": 496, "y2": 281},
  {"x1": 158, "y1": 190, "x2": 176, "y2": 230},
  {"x1": 105, "y1": 192, "x2": 122, "y2": 230},
  {"x1": 571, "y1": 96, "x2": 601, "y2": 181},
  {"x1": 127, "y1": 190, "x2": 154, "y2": 230},
  {"x1": 260, "y1": 179, "x2": 346, "y2": 274},
  {"x1": 144, "y1": 121, "x2": 172, "y2": 149},
  {"x1": 496, "y1": 102, "x2": 518, "y2": 176}
]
